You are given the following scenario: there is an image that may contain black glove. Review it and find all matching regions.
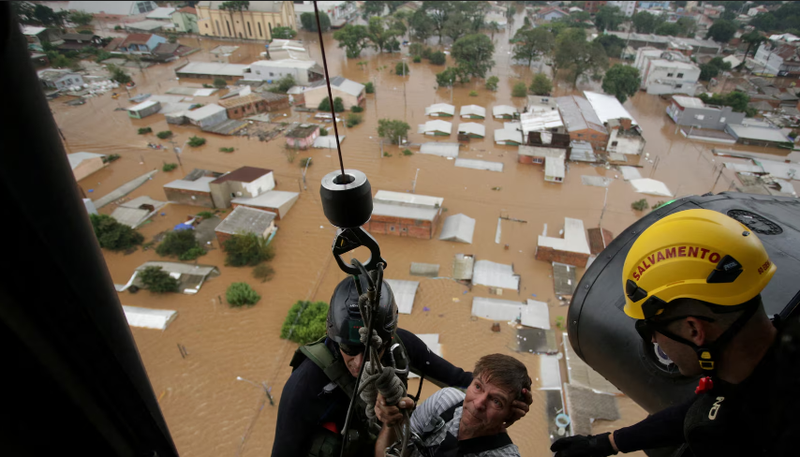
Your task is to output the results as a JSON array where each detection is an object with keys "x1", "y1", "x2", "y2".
[{"x1": 550, "y1": 432, "x2": 618, "y2": 457}]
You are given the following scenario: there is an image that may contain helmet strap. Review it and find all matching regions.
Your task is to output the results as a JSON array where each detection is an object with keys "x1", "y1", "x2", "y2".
[{"x1": 654, "y1": 298, "x2": 760, "y2": 377}]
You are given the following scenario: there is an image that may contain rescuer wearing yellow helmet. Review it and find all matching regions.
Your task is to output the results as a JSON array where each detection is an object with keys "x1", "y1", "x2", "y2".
[{"x1": 551, "y1": 209, "x2": 798, "y2": 457}]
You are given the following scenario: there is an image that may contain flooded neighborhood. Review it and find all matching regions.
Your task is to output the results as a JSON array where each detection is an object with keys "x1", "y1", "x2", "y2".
[{"x1": 13, "y1": 1, "x2": 800, "y2": 456}]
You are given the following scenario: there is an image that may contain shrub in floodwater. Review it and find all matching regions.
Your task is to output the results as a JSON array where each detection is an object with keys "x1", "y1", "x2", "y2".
[
  {"x1": 351, "y1": 105, "x2": 364, "y2": 113},
  {"x1": 511, "y1": 82, "x2": 527, "y2": 97},
  {"x1": 469, "y1": 90, "x2": 478, "y2": 97},
  {"x1": 219, "y1": 147, "x2": 235, "y2": 152},
  {"x1": 280, "y1": 300, "x2": 329, "y2": 344},
  {"x1": 226, "y1": 282, "x2": 261, "y2": 307},
  {"x1": 139, "y1": 266, "x2": 179, "y2": 293},
  {"x1": 156, "y1": 230, "x2": 203, "y2": 259},
  {"x1": 364, "y1": 82, "x2": 375, "y2": 94},
  {"x1": 224, "y1": 233, "x2": 275, "y2": 267},
  {"x1": 197, "y1": 211, "x2": 215, "y2": 219},
  {"x1": 632, "y1": 199, "x2": 649, "y2": 211},
  {"x1": 413, "y1": 55, "x2": 421, "y2": 63},
  {"x1": 346, "y1": 113, "x2": 362, "y2": 128},
  {"x1": 162, "y1": 163, "x2": 178, "y2": 172},
  {"x1": 156, "y1": 130, "x2": 173, "y2": 139},
  {"x1": 253, "y1": 264, "x2": 275, "y2": 282},
  {"x1": 138, "y1": 127, "x2": 152, "y2": 134},
  {"x1": 90, "y1": 214, "x2": 143, "y2": 251},
  {"x1": 402, "y1": 149, "x2": 413, "y2": 156},
  {"x1": 300, "y1": 157, "x2": 312, "y2": 167},
  {"x1": 188, "y1": 136, "x2": 206, "y2": 147}
]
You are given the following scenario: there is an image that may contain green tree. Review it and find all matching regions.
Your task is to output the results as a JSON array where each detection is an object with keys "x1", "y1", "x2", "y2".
[
  {"x1": 226, "y1": 282, "x2": 261, "y2": 307},
  {"x1": 421, "y1": 1, "x2": 455, "y2": 42},
  {"x1": 157, "y1": 130, "x2": 173, "y2": 139},
  {"x1": 139, "y1": 266, "x2": 179, "y2": 293},
  {"x1": 318, "y1": 97, "x2": 331, "y2": 111},
  {"x1": 435, "y1": 67, "x2": 458, "y2": 87},
  {"x1": 529, "y1": 73, "x2": 553, "y2": 96},
  {"x1": 377, "y1": 118, "x2": 412, "y2": 144},
  {"x1": 442, "y1": 11, "x2": 470, "y2": 43},
  {"x1": 333, "y1": 97, "x2": 345, "y2": 112},
  {"x1": 213, "y1": 77, "x2": 227, "y2": 89},
  {"x1": 33, "y1": 4, "x2": 67, "y2": 26},
  {"x1": 156, "y1": 230, "x2": 203, "y2": 259},
  {"x1": 512, "y1": 82, "x2": 528, "y2": 97},
  {"x1": 271, "y1": 26, "x2": 297, "y2": 39},
  {"x1": 676, "y1": 17, "x2": 697, "y2": 37},
  {"x1": 395, "y1": 61, "x2": 409, "y2": 75},
  {"x1": 69, "y1": 10, "x2": 93, "y2": 26},
  {"x1": 333, "y1": 24, "x2": 370, "y2": 58},
  {"x1": 252, "y1": 264, "x2": 275, "y2": 282},
  {"x1": 602, "y1": 64, "x2": 641, "y2": 103},
  {"x1": 554, "y1": 28, "x2": 608, "y2": 89},
  {"x1": 300, "y1": 11, "x2": 331, "y2": 32},
  {"x1": 512, "y1": 27, "x2": 554, "y2": 67},
  {"x1": 346, "y1": 113, "x2": 363, "y2": 127},
  {"x1": 741, "y1": 31, "x2": 766, "y2": 60},
  {"x1": 280, "y1": 300, "x2": 329, "y2": 344},
  {"x1": 362, "y1": 1, "x2": 386, "y2": 20},
  {"x1": 364, "y1": 81, "x2": 375, "y2": 93},
  {"x1": 698, "y1": 91, "x2": 750, "y2": 113},
  {"x1": 275, "y1": 74, "x2": 296, "y2": 93},
  {"x1": 107, "y1": 64, "x2": 131, "y2": 84},
  {"x1": 188, "y1": 136, "x2": 206, "y2": 147},
  {"x1": 485, "y1": 21, "x2": 501, "y2": 40},
  {"x1": 655, "y1": 22, "x2": 681, "y2": 36},
  {"x1": 632, "y1": 199, "x2": 649, "y2": 211},
  {"x1": 750, "y1": 12, "x2": 777, "y2": 33},
  {"x1": 409, "y1": 8, "x2": 435, "y2": 41},
  {"x1": 367, "y1": 16, "x2": 402, "y2": 53},
  {"x1": 632, "y1": 11, "x2": 663, "y2": 34},
  {"x1": 706, "y1": 19, "x2": 737, "y2": 43},
  {"x1": 699, "y1": 63, "x2": 720, "y2": 81},
  {"x1": 89, "y1": 214, "x2": 144, "y2": 251},
  {"x1": 485, "y1": 75, "x2": 499, "y2": 91},
  {"x1": 594, "y1": 6, "x2": 625, "y2": 32},
  {"x1": 223, "y1": 233, "x2": 275, "y2": 266},
  {"x1": 594, "y1": 34, "x2": 626, "y2": 60},
  {"x1": 429, "y1": 51, "x2": 446, "y2": 65},
  {"x1": 451, "y1": 34, "x2": 495, "y2": 79}
]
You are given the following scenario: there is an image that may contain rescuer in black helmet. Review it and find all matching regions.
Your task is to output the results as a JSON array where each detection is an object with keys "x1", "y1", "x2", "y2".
[{"x1": 272, "y1": 275, "x2": 532, "y2": 457}]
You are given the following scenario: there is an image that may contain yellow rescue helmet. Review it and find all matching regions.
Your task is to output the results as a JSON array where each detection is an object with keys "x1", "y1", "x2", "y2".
[{"x1": 623, "y1": 209, "x2": 776, "y2": 320}]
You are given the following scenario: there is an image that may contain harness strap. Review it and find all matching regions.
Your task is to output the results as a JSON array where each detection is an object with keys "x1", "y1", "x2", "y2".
[{"x1": 423, "y1": 401, "x2": 514, "y2": 457}]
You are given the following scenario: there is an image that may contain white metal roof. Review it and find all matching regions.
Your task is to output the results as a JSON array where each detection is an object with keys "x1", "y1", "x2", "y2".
[
  {"x1": 472, "y1": 260, "x2": 520, "y2": 290},
  {"x1": 520, "y1": 110, "x2": 564, "y2": 133},
  {"x1": 177, "y1": 62, "x2": 250, "y2": 77},
  {"x1": 494, "y1": 128, "x2": 523, "y2": 144},
  {"x1": 251, "y1": 59, "x2": 320, "y2": 70},
  {"x1": 146, "y1": 7, "x2": 176, "y2": 19},
  {"x1": 126, "y1": 20, "x2": 167, "y2": 31},
  {"x1": 184, "y1": 103, "x2": 225, "y2": 120},
  {"x1": 313, "y1": 135, "x2": 346, "y2": 149},
  {"x1": 110, "y1": 206, "x2": 151, "y2": 227},
  {"x1": 372, "y1": 203, "x2": 439, "y2": 221},
  {"x1": 215, "y1": 206, "x2": 276, "y2": 235},
  {"x1": 418, "y1": 120, "x2": 452, "y2": 135},
  {"x1": 68, "y1": 152, "x2": 106, "y2": 169},
  {"x1": 672, "y1": 95, "x2": 705, "y2": 108},
  {"x1": 419, "y1": 142, "x2": 460, "y2": 158},
  {"x1": 537, "y1": 217, "x2": 591, "y2": 255},
  {"x1": 584, "y1": 91, "x2": 637, "y2": 125},
  {"x1": 630, "y1": 178, "x2": 673, "y2": 197},
  {"x1": 556, "y1": 96, "x2": 606, "y2": 133},
  {"x1": 539, "y1": 354, "x2": 562, "y2": 390},
  {"x1": 232, "y1": 190, "x2": 299, "y2": 208},
  {"x1": 22, "y1": 26, "x2": 47, "y2": 36},
  {"x1": 308, "y1": 76, "x2": 364, "y2": 97},
  {"x1": 374, "y1": 190, "x2": 443, "y2": 208},
  {"x1": 439, "y1": 214, "x2": 476, "y2": 244},
  {"x1": 545, "y1": 157, "x2": 565, "y2": 179},
  {"x1": 727, "y1": 124, "x2": 791, "y2": 143},
  {"x1": 722, "y1": 55, "x2": 742, "y2": 69},
  {"x1": 457, "y1": 122, "x2": 486, "y2": 137},
  {"x1": 471, "y1": 297, "x2": 549, "y2": 328},
  {"x1": 68, "y1": 1, "x2": 157, "y2": 15},
  {"x1": 164, "y1": 176, "x2": 215, "y2": 192},
  {"x1": 455, "y1": 158, "x2": 503, "y2": 172},
  {"x1": 122, "y1": 305, "x2": 177, "y2": 330},
  {"x1": 385, "y1": 279, "x2": 419, "y2": 314},
  {"x1": 460, "y1": 104, "x2": 486, "y2": 118},
  {"x1": 129, "y1": 99, "x2": 159, "y2": 111},
  {"x1": 518, "y1": 146, "x2": 565, "y2": 158},
  {"x1": 492, "y1": 105, "x2": 518, "y2": 118},
  {"x1": 649, "y1": 59, "x2": 698, "y2": 70},
  {"x1": 620, "y1": 166, "x2": 643, "y2": 181},
  {"x1": 425, "y1": 103, "x2": 455, "y2": 116}
]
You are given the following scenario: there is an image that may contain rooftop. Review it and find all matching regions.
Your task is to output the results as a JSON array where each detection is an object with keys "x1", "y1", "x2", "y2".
[
  {"x1": 184, "y1": 103, "x2": 226, "y2": 120},
  {"x1": 371, "y1": 202, "x2": 440, "y2": 221},
  {"x1": 439, "y1": 213, "x2": 475, "y2": 244},
  {"x1": 129, "y1": 100, "x2": 159, "y2": 111},
  {"x1": 545, "y1": 157, "x2": 565, "y2": 179},
  {"x1": 21, "y1": 25, "x2": 47, "y2": 36},
  {"x1": 219, "y1": 93, "x2": 269, "y2": 109},
  {"x1": 425, "y1": 103, "x2": 456, "y2": 116},
  {"x1": 537, "y1": 217, "x2": 591, "y2": 255},
  {"x1": 177, "y1": 62, "x2": 250, "y2": 77},
  {"x1": 584, "y1": 91, "x2": 637, "y2": 125},
  {"x1": 251, "y1": 59, "x2": 321, "y2": 71},
  {"x1": 67, "y1": 1, "x2": 154, "y2": 16},
  {"x1": 556, "y1": 96, "x2": 606, "y2": 134},
  {"x1": 286, "y1": 123, "x2": 320, "y2": 138},
  {"x1": 518, "y1": 145, "x2": 566, "y2": 158},
  {"x1": 672, "y1": 95, "x2": 706, "y2": 108},
  {"x1": 419, "y1": 120, "x2": 453, "y2": 134},
  {"x1": 374, "y1": 190, "x2": 443, "y2": 208},
  {"x1": 125, "y1": 21, "x2": 167, "y2": 32},
  {"x1": 68, "y1": 152, "x2": 105, "y2": 169},
  {"x1": 212, "y1": 166, "x2": 272, "y2": 184},
  {"x1": 308, "y1": 75, "x2": 364, "y2": 97},
  {"x1": 215, "y1": 206, "x2": 277, "y2": 235},
  {"x1": 727, "y1": 124, "x2": 792, "y2": 143},
  {"x1": 198, "y1": 1, "x2": 284, "y2": 13},
  {"x1": 493, "y1": 105, "x2": 518, "y2": 117},
  {"x1": 121, "y1": 33, "x2": 157, "y2": 46},
  {"x1": 146, "y1": 7, "x2": 175, "y2": 19},
  {"x1": 457, "y1": 122, "x2": 486, "y2": 137},
  {"x1": 606, "y1": 31, "x2": 721, "y2": 51},
  {"x1": 460, "y1": 104, "x2": 486, "y2": 117},
  {"x1": 232, "y1": 190, "x2": 299, "y2": 208},
  {"x1": 520, "y1": 110, "x2": 564, "y2": 133},
  {"x1": 164, "y1": 176, "x2": 215, "y2": 192}
]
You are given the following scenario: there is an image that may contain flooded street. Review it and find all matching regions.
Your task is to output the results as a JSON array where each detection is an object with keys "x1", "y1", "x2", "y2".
[{"x1": 52, "y1": 12, "x2": 793, "y2": 456}]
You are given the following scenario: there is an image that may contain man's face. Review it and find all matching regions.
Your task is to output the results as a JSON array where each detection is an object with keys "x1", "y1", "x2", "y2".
[
  {"x1": 652, "y1": 321, "x2": 703, "y2": 377},
  {"x1": 340, "y1": 348, "x2": 364, "y2": 377},
  {"x1": 461, "y1": 375, "x2": 514, "y2": 436}
]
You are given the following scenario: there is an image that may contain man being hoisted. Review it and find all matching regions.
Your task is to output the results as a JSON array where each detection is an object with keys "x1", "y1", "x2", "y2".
[{"x1": 551, "y1": 209, "x2": 800, "y2": 457}]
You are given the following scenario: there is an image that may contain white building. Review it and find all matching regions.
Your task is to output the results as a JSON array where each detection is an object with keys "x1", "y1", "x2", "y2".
[
  {"x1": 425, "y1": 103, "x2": 455, "y2": 117},
  {"x1": 607, "y1": 1, "x2": 637, "y2": 17},
  {"x1": 246, "y1": 59, "x2": 323, "y2": 85},
  {"x1": 634, "y1": 47, "x2": 701, "y2": 96},
  {"x1": 293, "y1": 1, "x2": 357, "y2": 28},
  {"x1": 753, "y1": 36, "x2": 800, "y2": 77}
]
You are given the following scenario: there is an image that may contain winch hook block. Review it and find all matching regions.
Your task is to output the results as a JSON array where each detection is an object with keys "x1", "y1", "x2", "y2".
[{"x1": 332, "y1": 227, "x2": 387, "y2": 275}]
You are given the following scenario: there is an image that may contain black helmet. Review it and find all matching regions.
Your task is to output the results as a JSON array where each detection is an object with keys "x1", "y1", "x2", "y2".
[{"x1": 327, "y1": 276, "x2": 398, "y2": 349}]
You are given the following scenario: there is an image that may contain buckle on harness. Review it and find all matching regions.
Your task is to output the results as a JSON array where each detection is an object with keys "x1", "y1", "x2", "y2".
[{"x1": 389, "y1": 343, "x2": 410, "y2": 377}]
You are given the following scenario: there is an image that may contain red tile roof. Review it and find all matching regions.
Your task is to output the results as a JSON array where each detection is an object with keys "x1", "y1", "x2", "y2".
[
  {"x1": 211, "y1": 166, "x2": 273, "y2": 184},
  {"x1": 178, "y1": 6, "x2": 197, "y2": 14},
  {"x1": 121, "y1": 33, "x2": 153, "y2": 46}
]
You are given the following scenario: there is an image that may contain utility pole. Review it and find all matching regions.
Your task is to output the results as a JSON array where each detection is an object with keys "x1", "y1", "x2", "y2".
[
  {"x1": 598, "y1": 185, "x2": 609, "y2": 228},
  {"x1": 412, "y1": 168, "x2": 420, "y2": 193}
]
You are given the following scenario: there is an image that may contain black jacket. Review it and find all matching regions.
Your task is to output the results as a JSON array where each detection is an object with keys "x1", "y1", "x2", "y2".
[{"x1": 271, "y1": 328, "x2": 473, "y2": 457}]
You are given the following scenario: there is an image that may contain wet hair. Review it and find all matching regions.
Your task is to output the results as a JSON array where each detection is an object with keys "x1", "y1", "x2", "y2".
[{"x1": 473, "y1": 354, "x2": 531, "y2": 401}]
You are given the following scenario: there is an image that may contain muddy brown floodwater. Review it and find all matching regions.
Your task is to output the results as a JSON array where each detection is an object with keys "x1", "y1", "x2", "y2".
[{"x1": 52, "y1": 8, "x2": 796, "y2": 456}]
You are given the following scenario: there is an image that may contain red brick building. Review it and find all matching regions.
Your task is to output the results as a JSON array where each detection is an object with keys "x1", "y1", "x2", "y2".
[
  {"x1": 536, "y1": 217, "x2": 592, "y2": 267},
  {"x1": 218, "y1": 92, "x2": 289, "y2": 119},
  {"x1": 364, "y1": 191, "x2": 443, "y2": 239}
]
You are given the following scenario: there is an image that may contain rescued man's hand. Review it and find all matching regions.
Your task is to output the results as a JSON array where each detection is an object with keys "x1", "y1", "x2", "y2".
[
  {"x1": 550, "y1": 432, "x2": 618, "y2": 457},
  {"x1": 374, "y1": 393, "x2": 415, "y2": 427},
  {"x1": 504, "y1": 388, "x2": 532, "y2": 427}
]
